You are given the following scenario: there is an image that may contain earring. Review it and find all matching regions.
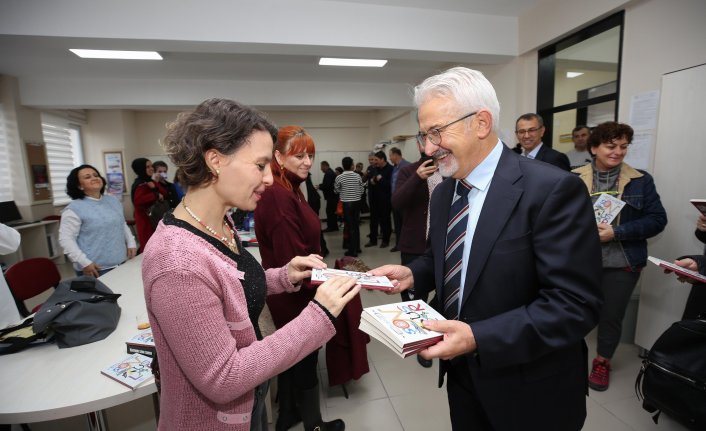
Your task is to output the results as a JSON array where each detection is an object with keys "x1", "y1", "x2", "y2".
[{"x1": 216, "y1": 169, "x2": 220, "y2": 176}]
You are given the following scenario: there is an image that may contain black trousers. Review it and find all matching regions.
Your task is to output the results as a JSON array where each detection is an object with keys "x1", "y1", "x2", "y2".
[
  {"x1": 343, "y1": 200, "x2": 361, "y2": 255},
  {"x1": 446, "y1": 361, "x2": 494, "y2": 430},
  {"x1": 392, "y1": 209, "x2": 403, "y2": 247},
  {"x1": 325, "y1": 198, "x2": 338, "y2": 231},
  {"x1": 375, "y1": 199, "x2": 392, "y2": 243}
]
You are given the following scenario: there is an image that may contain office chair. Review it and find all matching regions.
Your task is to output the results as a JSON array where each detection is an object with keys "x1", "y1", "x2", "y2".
[{"x1": 5, "y1": 257, "x2": 61, "y2": 317}]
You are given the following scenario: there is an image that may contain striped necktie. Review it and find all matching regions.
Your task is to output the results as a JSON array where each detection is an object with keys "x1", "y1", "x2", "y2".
[{"x1": 442, "y1": 179, "x2": 472, "y2": 320}]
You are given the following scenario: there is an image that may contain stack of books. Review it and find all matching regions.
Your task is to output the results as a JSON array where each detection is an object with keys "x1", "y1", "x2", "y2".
[
  {"x1": 358, "y1": 300, "x2": 445, "y2": 358},
  {"x1": 125, "y1": 329, "x2": 156, "y2": 357},
  {"x1": 101, "y1": 353, "x2": 154, "y2": 390}
]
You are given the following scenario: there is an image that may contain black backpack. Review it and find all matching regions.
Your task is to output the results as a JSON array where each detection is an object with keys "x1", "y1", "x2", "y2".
[{"x1": 636, "y1": 319, "x2": 706, "y2": 430}]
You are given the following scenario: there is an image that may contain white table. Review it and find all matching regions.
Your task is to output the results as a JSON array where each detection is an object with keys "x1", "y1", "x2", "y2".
[{"x1": 0, "y1": 255, "x2": 156, "y2": 427}]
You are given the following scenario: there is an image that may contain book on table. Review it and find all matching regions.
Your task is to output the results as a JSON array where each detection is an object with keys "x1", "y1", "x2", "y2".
[
  {"x1": 593, "y1": 193, "x2": 625, "y2": 225},
  {"x1": 690, "y1": 199, "x2": 706, "y2": 216},
  {"x1": 310, "y1": 268, "x2": 394, "y2": 291},
  {"x1": 648, "y1": 256, "x2": 706, "y2": 284},
  {"x1": 358, "y1": 300, "x2": 445, "y2": 358},
  {"x1": 101, "y1": 353, "x2": 154, "y2": 390},
  {"x1": 126, "y1": 329, "x2": 156, "y2": 357}
]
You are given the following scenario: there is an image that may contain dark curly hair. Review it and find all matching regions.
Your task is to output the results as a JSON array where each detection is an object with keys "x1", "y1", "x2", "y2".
[
  {"x1": 66, "y1": 164, "x2": 107, "y2": 200},
  {"x1": 162, "y1": 98, "x2": 278, "y2": 188},
  {"x1": 588, "y1": 121, "x2": 633, "y2": 155}
]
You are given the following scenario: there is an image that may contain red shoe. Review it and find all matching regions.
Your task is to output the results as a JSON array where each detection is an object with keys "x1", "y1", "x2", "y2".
[{"x1": 588, "y1": 357, "x2": 610, "y2": 391}]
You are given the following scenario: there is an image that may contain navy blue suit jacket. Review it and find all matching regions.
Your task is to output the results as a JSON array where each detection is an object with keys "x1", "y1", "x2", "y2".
[
  {"x1": 535, "y1": 144, "x2": 571, "y2": 171},
  {"x1": 408, "y1": 146, "x2": 602, "y2": 430}
]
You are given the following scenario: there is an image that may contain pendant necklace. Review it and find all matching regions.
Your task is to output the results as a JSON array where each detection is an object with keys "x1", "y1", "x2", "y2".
[{"x1": 182, "y1": 199, "x2": 237, "y2": 253}]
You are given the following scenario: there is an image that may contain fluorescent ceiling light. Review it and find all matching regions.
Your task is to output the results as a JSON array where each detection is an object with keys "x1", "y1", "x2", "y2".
[
  {"x1": 566, "y1": 71, "x2": 584, "y2": 78},
  {"x1": 319, "y1": 57, "x2": 387, "y2": 67},
  {"x1": 69, "y1": 49, "x2": 163, "y2": 60}
]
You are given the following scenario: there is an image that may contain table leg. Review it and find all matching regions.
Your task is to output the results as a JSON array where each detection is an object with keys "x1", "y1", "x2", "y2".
[{"x1": 85, "y1": 410, "x2": 109, "y2": 431}]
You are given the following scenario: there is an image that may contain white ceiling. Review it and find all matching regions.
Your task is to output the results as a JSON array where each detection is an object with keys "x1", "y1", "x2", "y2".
[{"x1": 0, "y1": 0, "x2": 543, "y2": 110}]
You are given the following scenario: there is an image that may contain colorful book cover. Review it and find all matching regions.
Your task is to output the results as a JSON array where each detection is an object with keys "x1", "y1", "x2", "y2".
[
  {"x1": 593, "y1": 193, "x2": 626, "y2": 225},
  {"x1": 125, "y1": 329, "x2": 156, "y2": 357},
  {"x1": 126, "y1": 329, "x2": 155, "y2": 348},
  {"x1": 101, "y1": 353, "x2": 154, "y2": 390},
  {"x1": 359, "y1": 300, "x2": 444, "y2": 352},
  {"x1": 311, "y1": 268, "x2": 393, "y2": 290}
]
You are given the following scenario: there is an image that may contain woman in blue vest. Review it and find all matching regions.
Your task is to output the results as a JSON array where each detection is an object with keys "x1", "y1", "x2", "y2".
[{"x1": 59, "y1": 164, "x2": 137, "y2": 277}]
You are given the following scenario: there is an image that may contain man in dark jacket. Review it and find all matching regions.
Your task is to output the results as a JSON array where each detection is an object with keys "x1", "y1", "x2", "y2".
[
  {"x1": 515, "y1": 113, "x2": 571, "y2": 171},
  {"x1": 319, "y1": 161, "x2": 338, "y2": 232}
]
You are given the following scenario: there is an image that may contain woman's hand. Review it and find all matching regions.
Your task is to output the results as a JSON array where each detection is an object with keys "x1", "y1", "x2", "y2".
[
  {"x1": 127, "y1": 247, "x2": 137, "y2": 259},
  {"x1": 697, "y1": 214, "x2": 706, "y2": 232},
  {"x1": 597, "y1": 223, "x2": 615, "y2": 242},
  {"x1": 313, "y1": 276, "x2": 361, "y2": 317},
  {"x1": 82, "y1": 262, "x2": 101, "y2": 278},
  {"x1": 287, "y1": 254, "x2": 326, "y2": 284}
]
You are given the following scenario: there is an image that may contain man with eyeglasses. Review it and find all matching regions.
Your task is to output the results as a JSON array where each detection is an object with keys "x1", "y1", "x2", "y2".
[
  {"x1": 515, "y1": 113, "x2": 571, "y2": 171},
  {"x1": 371, "y1": 67, "x2": 602, "y2": 430}
]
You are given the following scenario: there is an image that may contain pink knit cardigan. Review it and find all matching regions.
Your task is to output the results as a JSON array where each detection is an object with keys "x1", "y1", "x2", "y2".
[{"x1": 142, "y1": 222, "x2": 336, "y2": 430}]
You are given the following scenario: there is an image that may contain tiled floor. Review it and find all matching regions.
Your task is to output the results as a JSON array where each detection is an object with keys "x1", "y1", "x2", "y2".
[{"x1": 12, "y1": 223, "x2": 691, "y2": 430}]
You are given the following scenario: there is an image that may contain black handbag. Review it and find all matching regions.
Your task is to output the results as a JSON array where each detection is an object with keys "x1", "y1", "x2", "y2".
[
  {"x1": 147, "y1": 187, "x2": 170, "y2": 228},
  {"x1": 636, "y1": 319, "x2": 706, "y2": 430},
  {"x1": 32, "y1": 276, "x2": 122, "y2": 348}
]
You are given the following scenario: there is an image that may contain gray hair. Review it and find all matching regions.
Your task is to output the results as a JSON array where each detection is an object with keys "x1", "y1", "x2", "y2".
[{"x1": 413, "y1": 67, "x2": 500, "y2": 133}]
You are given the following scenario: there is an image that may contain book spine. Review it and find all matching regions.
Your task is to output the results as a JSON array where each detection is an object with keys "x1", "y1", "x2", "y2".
[{"x1": 126, "y1": 345, "x2": 155, "y2": 357}]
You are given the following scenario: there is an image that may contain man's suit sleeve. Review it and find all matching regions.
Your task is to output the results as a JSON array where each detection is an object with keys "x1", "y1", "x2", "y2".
[{"x1": 470, "y1": 173, "x2": 602, "y2": 368}]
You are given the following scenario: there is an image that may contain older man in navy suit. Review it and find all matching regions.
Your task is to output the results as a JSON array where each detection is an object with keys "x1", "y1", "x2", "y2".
[{"x1": 372, "y1": 67, "x2": 602, "y2": 430}]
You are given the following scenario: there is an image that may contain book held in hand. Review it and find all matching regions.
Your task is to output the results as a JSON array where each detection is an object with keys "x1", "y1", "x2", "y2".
[
  {"x1": 690, "y1": 199, "x2": 706, "y2": 216},
  {"x1": 593, "y1": 193, "x2": 625, "y2": 225},
  {"x1": 101, "y1": 353, "x2": 154, "y2": 390},
  {"x1": 648, "y1": 256, "x2": 706, "y2": 284},
  {"x1": 126, "y1": 329, "x2": 156, "y2": 357},
  {"x1": 310, "y1": 268, "x2": 394, "y2": 291},
  {"x1": 358, "y1": 300, "x2": 445, "y2": 358}
]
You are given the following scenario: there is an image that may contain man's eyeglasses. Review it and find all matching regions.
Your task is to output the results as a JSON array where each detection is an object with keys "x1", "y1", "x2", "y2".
[
  {"x1": 515, "y1": 127, "x2": 543, "y2": 136},
  {"x1": 416, "y1": 112, "x2": 477, "y2": 146}
]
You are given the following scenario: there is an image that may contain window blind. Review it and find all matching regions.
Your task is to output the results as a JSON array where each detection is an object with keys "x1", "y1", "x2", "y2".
[
  {"x1": 41, "y1": 112, "x2": 84, "y2": 206},
  {"x1": 0, "y1": 105, "x2": 13, "y2": 201}
]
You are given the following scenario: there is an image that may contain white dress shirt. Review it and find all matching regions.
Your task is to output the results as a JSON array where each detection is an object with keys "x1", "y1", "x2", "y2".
[{"x1": 457, "y1": 140, "x2": 503, "y2": 313}]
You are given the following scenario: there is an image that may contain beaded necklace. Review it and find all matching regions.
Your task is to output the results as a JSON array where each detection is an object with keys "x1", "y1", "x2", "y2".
[{"x1": 182, "y1": 199, "x2": 237, "y2": 253}]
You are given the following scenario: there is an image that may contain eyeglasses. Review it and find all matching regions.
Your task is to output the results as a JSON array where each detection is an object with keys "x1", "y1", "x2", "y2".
[
  {"x1": 416, "y1": 112, "x2": 477, "y2": 146},
  {"x1": 515, "y1": 127, "x2": 543, "y2": 136}
]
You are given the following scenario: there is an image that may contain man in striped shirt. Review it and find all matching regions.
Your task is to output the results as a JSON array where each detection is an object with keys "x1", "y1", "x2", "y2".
[{"x1": 335, "y1": 157, "x2": 365, "y2": 257}]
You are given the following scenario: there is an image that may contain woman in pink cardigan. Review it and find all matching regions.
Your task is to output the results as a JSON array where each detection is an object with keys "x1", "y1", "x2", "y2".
[{"x1": 142, "y1": 98, "x2": 360, "y2": 431}]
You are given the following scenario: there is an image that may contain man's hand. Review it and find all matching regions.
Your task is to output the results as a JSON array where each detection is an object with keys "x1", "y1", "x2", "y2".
[
  {"x1": 127, "y1": 248, "x2": 137, "y2": 259},
  {"x1": 368, "y1": 264, "x2": 413, "y2": 295},
  {"x1": 416, "y1": 159, "x2": 437, "y2": 180},
  {"x1": 418, "y1": 320, "x2": 476, "y2": 360},
  {"x1": 666, "y1": 258, "x2": 700, "y2": 283},
  {"x1": 697, "y1": 214, "x2": 706, "y2": 232}
]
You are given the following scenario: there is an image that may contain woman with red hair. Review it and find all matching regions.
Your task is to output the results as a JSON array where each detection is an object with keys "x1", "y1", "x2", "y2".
[{"x1": 254, "y1": 126, "x2": 344, "y2": 431}]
